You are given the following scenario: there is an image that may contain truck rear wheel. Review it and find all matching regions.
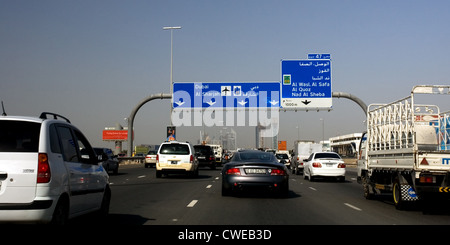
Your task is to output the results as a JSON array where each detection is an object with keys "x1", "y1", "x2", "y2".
[
  {"x1": 393, "y1": 179, "x2": 405, "y2": 210},
  {"x1": 362, "y1": 174, "x2": 374, "y2": 200}
]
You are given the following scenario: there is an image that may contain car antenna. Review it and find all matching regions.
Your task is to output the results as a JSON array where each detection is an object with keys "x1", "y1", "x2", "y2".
[{"x1": 1, "y1": 101, "x2": 6, "y2": 116}]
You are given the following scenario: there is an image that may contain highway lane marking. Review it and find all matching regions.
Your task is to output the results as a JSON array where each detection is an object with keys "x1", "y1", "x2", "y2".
[
  {"x1": 344, "y1": 203, "x2": 362, "y2": 211},
  {"x1": 137, "y1": 175, "x2": 146, "y2": 178},
  {"x1": 309, "y1": 187, "x2": 317, "y2": 191},
  {"x1": 206, "y1": 185, "x2": 212, "y2": 188},
  {"x1": 187, "y1": 200, "x2": 198, "y2": 208}
]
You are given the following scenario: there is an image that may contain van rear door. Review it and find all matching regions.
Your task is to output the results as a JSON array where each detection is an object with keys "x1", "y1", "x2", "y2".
[{"x1": 0, "y1": 120, "x2": 41, "y2": 204}]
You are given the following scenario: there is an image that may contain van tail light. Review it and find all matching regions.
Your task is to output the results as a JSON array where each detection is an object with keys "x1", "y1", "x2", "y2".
[
  {"x1": 312, "y1": 162, "x2": 322, "y2": 168},
  {"x1": 37, "y1": 153, "x2": 51, "y2": 183},
  {"x1": 156, "y1": 154, "x2": 159, "y2": 163},
  {"x1": 190, "y1": 154, "x2": 194, "y2": 163}
]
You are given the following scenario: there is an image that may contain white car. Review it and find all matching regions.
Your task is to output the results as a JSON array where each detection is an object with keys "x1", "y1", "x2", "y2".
[
  {"x1": 145, "y1": 150, "x2": 157, "y2": 168},
  {"x1": 156, "y1": 141, "x2": 199, "y2": 178},
  {"x1": 0, "y1": 112, "x2": 110, "y2": 224},
  {"x1": 304, "y1": 152, "x2": 346, "y2": 182}
]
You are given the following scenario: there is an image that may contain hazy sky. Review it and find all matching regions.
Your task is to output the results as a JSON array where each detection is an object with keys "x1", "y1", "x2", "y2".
[{"x1": 1, "y1": 0, "x2": 450, "y2": 150}]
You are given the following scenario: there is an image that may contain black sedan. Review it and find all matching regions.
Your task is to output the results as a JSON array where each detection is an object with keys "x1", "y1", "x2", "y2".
[{"x1": 221, "y1": 150, "x2": 289, "y2": 197}]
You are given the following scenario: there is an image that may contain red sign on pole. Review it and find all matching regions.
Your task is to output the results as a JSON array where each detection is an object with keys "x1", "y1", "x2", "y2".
[{"x1": 102, "y1": 130, "x2": 128, "y2": 141}]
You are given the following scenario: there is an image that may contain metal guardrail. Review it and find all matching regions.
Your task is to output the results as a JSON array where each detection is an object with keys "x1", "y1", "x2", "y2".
[{"x1": 118, "y1": 156, "x2": 145, "y2": 163}]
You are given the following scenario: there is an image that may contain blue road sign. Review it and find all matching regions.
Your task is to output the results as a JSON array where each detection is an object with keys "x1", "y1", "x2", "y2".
[
  {"x1": 173, "y1": 82, "x2": 280, "y2": 109},
  {"x1": 307, "y1": 53, "x2": 331, "y2": 59},
  {"x1": 281, "y1": 59, "x2": 332, "y2": 110}
]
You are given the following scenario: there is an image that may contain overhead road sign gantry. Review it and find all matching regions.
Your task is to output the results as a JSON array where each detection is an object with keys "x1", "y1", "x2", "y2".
[
  {"x1": 173, "y1": 82, "x2": 280, "y2": 109},
  {"x1": 281, "y1": 58, "x2": 332, "y2": 110}
]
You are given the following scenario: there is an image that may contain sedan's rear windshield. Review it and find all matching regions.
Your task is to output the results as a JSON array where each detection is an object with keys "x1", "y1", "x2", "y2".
[
  {"x1": 0, "y1": 120, "x2": 41, "y2": 152},
  {"x1": 159, "y1": 144, "x2": 190, "y2": 155},
  {"x1": 315, "y1": 153, "x2": 341, "y2": 159},
  {"x1": 238, "y1": 152, "x2": 274, "y2": 162}
]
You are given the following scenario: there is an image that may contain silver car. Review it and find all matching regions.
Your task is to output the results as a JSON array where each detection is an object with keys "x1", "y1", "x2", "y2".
[{"x1": 221, "y1": 150, "x2": 289, "y2": 197}]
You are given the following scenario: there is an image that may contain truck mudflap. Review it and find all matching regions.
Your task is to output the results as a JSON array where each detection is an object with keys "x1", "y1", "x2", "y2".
[
  {"x1": 393, "y1": 182, "x2": 420, "y2": 209},
  {"x1": 399, "y1": 184, "x2": 419, "y2": 202}
]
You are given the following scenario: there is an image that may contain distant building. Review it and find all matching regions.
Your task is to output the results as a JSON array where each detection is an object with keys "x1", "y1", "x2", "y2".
[{"x1": 330, "y1": 133, "x2": 363, "y2": 157}]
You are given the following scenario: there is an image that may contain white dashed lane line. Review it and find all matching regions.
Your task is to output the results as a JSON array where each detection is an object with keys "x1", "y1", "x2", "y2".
[
  {"x1": 187, "y1": 200, "x2": 198, "y2": 208},
  {"x1": 344, "y1": 203, "x2": 362, "y2": 211},
  {"x1": 304, "y1": 183, "x2": 362, "y2": 212}
]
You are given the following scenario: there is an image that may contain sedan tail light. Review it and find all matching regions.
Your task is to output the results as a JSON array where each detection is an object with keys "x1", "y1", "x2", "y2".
[
  {"x1": 226, "y1": 168, "x2": 241, "y2": 175},
  {"x1": 270, "y1": 169, "x2": 286, "y2": 176},
  {"x1": 312, "y1": 162, "x2": 322, "y2": 168},
  {"x1": 338, "y1": 163, "x2": 346, "y2": 168}
]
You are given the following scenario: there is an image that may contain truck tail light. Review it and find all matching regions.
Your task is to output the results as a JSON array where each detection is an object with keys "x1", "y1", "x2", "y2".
[
  {"x1": 37, "y1": 153, "x2": 51, "y2": 183},
  {"x1": 419, "y1": 175, "x2": 436, "y2": 183}
]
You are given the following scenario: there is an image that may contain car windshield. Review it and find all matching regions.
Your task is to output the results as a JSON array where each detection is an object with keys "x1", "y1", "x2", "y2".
[
  {"x1": 275, "y1": 154, "x2": 289, "y2": 159},
  {"x1": 237, "y1": 151, "x2": 274, "y2": 162},
  {"x1": 314, "y1": 153, "x2": 341, "y2": 159},
  {"x1": 0, "y1": 121, "x2": 41, "y2": 152},
  {"x1": 94, "y1": 148, "x2": 104, "y2": 155},
  {"x1": 194, "y1": 146, "x2": 212, "y2": 155},
  {"x1": 160, "y1": 144, "x2": 190, "y2": 155}
]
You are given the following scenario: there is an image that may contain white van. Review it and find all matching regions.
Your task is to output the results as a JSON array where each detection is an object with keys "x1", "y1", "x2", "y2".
[
  {"x1": 0, "y1": 112, "x2": 110, "y2": 224},
  {"x1": 156, "y1": 141, "x2": 199, "y2": 178}
]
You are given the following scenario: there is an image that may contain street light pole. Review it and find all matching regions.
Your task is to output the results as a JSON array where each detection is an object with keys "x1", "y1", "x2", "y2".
[{"x1": 163, "y1": 26, "x2": 181, "y2": 125}]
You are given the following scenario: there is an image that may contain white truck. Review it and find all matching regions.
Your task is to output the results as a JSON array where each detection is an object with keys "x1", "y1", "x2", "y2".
[
  {"x1": 357, "y1": 85, "x2": 450, "y2": 209},
  {"x1": 291, "y1": 141, "x2": 323, "y2": 175},
  {"x1": 208, "y1": 144, "x2": 223, "y2": 164}
]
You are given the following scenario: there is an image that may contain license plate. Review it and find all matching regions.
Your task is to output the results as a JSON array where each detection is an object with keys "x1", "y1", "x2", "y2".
[
  {"x1": 326, "y1": 163, "x2": 333, "y2": 167},
  {"x1": 171, "y1": 161, "x2": 178, "y2": 165},
  {"x1": 245, "y1": 168, "x2": 266, "y2": 174}
]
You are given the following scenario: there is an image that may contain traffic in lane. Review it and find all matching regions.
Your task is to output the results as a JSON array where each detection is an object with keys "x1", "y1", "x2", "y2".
[{"x1": 97, "y1": 163, "x2": 450, "y2": 225}]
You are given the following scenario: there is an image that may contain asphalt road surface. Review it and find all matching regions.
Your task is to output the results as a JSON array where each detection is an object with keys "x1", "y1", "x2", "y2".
[{"x1": 74, "y1": 163, "x2": 450, "y2": 225}]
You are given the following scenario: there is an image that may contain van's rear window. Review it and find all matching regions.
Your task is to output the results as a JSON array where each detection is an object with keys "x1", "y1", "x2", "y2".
[
  {"x1": 159, "y1": 144, "x2": 190, "y2": 155},
  {"x1": 0, "y1": 121, "x2": 41, "y2": 152}
]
